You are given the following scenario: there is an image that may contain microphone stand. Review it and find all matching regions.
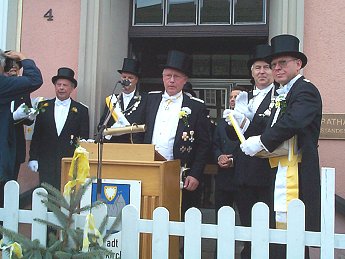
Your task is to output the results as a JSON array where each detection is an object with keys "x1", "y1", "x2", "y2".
[{"x1": 94, "y1": 81, "x2": 124, "y2": 198}]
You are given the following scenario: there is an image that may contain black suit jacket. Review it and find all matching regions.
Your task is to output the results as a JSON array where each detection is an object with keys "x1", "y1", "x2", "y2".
[
  {"x1": 0, "y1": 59, "x2": 42, "y2": 181},
  {"x1": 213, "y1": 118, "x2": 239, "y2": 191},
  {"x1": 143, "y1": 92, "x2": 210, "y2": 181},
  {"x1": 98, "y1": 91, "x2": 147, "y2": 143},
  {"x1": 261, "y1": 76, "x2": 322, "y2": 231},
  {"x1": 29, "y1": 98, "x2": 89, "y2": 189},
  {"x1": 230, "y1": 86, "x2": 277, "y2": 186}
]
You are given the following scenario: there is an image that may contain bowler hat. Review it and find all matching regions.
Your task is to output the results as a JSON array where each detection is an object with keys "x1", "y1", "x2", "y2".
[
  {"x1": 52, "y1": 67, "x2": 78, "y2": 87},
  {"x1": 247, "y1": 44, "x2": 272, "y2": 69},
  {"x1": 164, "y1": 50, "x2": 191, "y2": 76},
  {"x1": 117, "y1": 58, "x2": 140, "y2": 77},
  {"x1": 267, "y1": 34, "x2": 307, "y2": 68}
]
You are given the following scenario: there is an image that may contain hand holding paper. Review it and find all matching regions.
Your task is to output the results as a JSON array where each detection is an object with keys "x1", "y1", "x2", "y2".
[{"x1": 223, "y1": 109, "x2": 250, "y2": 134}]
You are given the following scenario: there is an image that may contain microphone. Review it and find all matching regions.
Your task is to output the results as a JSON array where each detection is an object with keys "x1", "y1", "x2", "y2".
[{"x1": 119, "y1": 79, "x2": 131, "y2": 87}]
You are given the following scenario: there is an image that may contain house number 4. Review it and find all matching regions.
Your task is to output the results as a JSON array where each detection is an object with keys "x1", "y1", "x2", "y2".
[{"x1": 44, "y1": 9, "x2": 53, "y2": 21}]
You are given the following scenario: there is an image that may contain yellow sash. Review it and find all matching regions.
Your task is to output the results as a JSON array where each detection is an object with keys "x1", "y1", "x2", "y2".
[
  {"x1": 105, "y1": 96, "x2": 119, "y2": 122},
  {"x1": 269, "y1": 137, "x2": 302, "y2": 229}
]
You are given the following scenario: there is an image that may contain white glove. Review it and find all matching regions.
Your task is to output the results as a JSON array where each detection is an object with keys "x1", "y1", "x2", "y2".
[
  {"x1": 223, "y1": 109, "x2": 250, "y2": 133},
  {"x1": 13, "y1": 103, "x2": 29, "y2": 120},
  {"x1": 234, "y1": 91, "x2": 255, "y2": 121},
  {"x1": 28, "y1": 160, "x2": 39, "y2": 172},
  {"x1": 240, "y1": 136, "x2": 265, "y2": 156},
  {"x1": 27, "y1": 108, "x2": 37, "y2": 121}
]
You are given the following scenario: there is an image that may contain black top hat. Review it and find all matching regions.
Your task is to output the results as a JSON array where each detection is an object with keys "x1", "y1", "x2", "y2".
[
  {"x1": 267, "y1": 34, "x2": 307, "y2": 68},
  {"x1": 52, "y1": 67, "x2": 78, "y2": 87},
  {"x1": 4, "y1": 58, "x2": 22, "y2": 72},
  {"x1": 164, "y1": 50, "x2": 191, "y2": 76},
  {"x1": 247, "y1": 44, "x2": 272, "y2": 69},
  {"x1": 117, "y1": 58, "x2": 140, "y2": 77}
]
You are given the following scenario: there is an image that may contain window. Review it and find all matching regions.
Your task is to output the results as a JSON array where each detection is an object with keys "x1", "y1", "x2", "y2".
[
  {"x1": 200, "y1": 0, "x2": 231, "y2": 24},
  {"x1": 134, "y1": 0, "x2": 164, "y2": 25},
  {"x1": 133, "y1": 0, "x2": 266, "y2": 26},
  {"x1": 233, "y1": 0, "x2": 266, "y2": 24},
  {"x1": 167, "y1": 0, "x2": 197, "y2": 24}
]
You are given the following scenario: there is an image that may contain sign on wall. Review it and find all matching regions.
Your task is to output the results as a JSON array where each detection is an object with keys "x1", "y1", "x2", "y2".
[{"x1": 320, "y1": 113, "x2": 345, "y2": 140}]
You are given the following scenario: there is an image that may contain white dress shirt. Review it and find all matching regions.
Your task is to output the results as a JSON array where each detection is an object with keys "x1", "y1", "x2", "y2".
[
  {"x1": 122, "y1": 91, "x2": 135, "y2": 110},
  {"x1": 249, "y1": 83, "x2": 274, "y2": 113},
  {"x1": 152, "y1": 91, "x2": 183, "y2": 160},
  {"x1": 55, "y1": 98, "x2": 71, "y2": 136}
]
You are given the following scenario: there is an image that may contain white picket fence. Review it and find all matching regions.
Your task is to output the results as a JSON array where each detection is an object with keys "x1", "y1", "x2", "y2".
[
  {"x1": 0, "y1": 167, "x2": 344, "y2": 259},
  {"x1": 121, "y1": 167, "x2": 345, "y2": 258}
]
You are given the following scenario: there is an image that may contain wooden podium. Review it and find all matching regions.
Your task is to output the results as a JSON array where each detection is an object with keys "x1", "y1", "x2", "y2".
[{"x1": 61, "y1": 143, "x2": 181, "y2": 259}]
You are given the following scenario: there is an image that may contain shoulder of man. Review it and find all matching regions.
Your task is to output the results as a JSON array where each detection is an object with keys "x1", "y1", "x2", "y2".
[
  {"x1": 73, "y1": 99, "x2": 89, "y2": 110},
  {"x1": 148, "y1": 90, "x2": 162, "y2": 95},
  {"x1": 190, "y1": 96, "x2": 205, "y2": 104}
]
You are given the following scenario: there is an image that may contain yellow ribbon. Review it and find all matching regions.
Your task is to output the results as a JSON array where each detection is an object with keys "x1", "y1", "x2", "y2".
[
  {"x1": 63, "y1": 146, "x2": 90, "y2": 196},
  {"x1": 0, "y1": 240, "x2": 23, "y2": 258},
  {"x1": 269, "y1": 136, "x2": 302, "y2": 211},
  {"x1": 269, "y1": 154, "x2": 302, "y2": 210},
  {"x1": 82, "y1": 213, "x2": 103, "y2": 252},
  {"x1": 105, "y1": 96, "x2": 119, "y2": 122}
]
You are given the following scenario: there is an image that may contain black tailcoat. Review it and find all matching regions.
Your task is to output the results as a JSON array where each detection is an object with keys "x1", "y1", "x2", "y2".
[
  {"x1": 29, "y1": 98, "x2": 89, "y2": 190},
  {"x1": 98, "y1": 90, "x2": 147, "y2": 143},
  {"x1": 261, "y1": 76, "x2": 322, "y2": 232}
]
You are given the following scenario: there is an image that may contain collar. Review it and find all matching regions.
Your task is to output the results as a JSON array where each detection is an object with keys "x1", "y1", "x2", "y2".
[
  {"x1": 162, "y1": 91, "x2": 183, "y2": 102},
  {"x1": 55, "y1": 98, "x2": 71, "y2": 107},
  {"x1": 123, "y1": 91, "x2": 135, "y2": 99},
  {"x1": 278, "y1": 74, "x2": 302, "y2": 95},
  {"x1": 253, "y1": 83, "x2": 274, "y2": 96}
]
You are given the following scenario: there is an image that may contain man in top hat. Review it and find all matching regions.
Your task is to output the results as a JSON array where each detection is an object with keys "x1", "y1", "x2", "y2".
[
  {"x1": 4, "y1": 57, "x2": 35, "y2": 183},
  {"x1": 143, "y1": 50, "x2": 210, "y2": 219},
  {"x1": 0, "y1": 50, "x2": 43, "y2": 207},
  {"x1": 240, "y1": 34, "x2": 322, "y2": 258},
  {"x1": 98, "y1": 58, "x2": 147, "y2": 143},
  {"x1": 223, "y1": 44, "x2": 277, "y2": 259},
  {"x1": 28, "y1": 67, "x2": 89, "y2": 190}
]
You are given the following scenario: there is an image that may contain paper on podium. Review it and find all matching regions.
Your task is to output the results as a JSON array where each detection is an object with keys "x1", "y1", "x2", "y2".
[
  {"x1": 228, "y1": 112, "x2": 289, "y2": 158},
  {"x1": 103, "y1": 124, "x2": 146, "y2": 137}
]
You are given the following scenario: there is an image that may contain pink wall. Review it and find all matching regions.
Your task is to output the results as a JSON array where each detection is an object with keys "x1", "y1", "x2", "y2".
[
  {"x1": 21, "y1": 0, "x2": 81, "y2": 99},
  {"x1": 18, "y1": 0, "x2": 81, "y2": 193},
  {"x1": 304, "y1": 0, "x2": 345, "y2": 197}
]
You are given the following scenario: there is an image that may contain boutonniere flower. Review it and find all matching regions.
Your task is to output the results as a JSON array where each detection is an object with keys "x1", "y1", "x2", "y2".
[
  {"x1": 71, "y1": 107, "x2": 78, "y2": 113},
  {"x1": 179, "y1": 107, "x2": 191, "y2": 126},
  {"x1": 133, "y1": 95, "x2": 141, "y2": 101},
  {"x1": 275, "y1": 94, "x2": 287, "y2": 114}
]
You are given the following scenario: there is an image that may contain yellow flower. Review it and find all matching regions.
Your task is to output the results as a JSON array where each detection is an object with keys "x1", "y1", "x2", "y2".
[
  {"x1": 63, "y1": 146, "x2": 90, "y2": 196},
  {"x1": 71, "y1": 107, "x2": 78, "y2": 113}
]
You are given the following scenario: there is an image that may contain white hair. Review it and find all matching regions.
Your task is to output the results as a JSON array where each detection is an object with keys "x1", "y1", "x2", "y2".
[{"x1": 0, "y1": 49, "x2": 6, "y2": 68}]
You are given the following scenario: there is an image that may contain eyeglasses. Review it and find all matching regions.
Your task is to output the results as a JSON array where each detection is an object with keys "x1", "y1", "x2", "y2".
[
  {"x1": 162, "y1": 73, "x2": 185, "y2": 80},
  {"x1": 270, "y1": 59, "x2": 298, "y2": 69}
]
